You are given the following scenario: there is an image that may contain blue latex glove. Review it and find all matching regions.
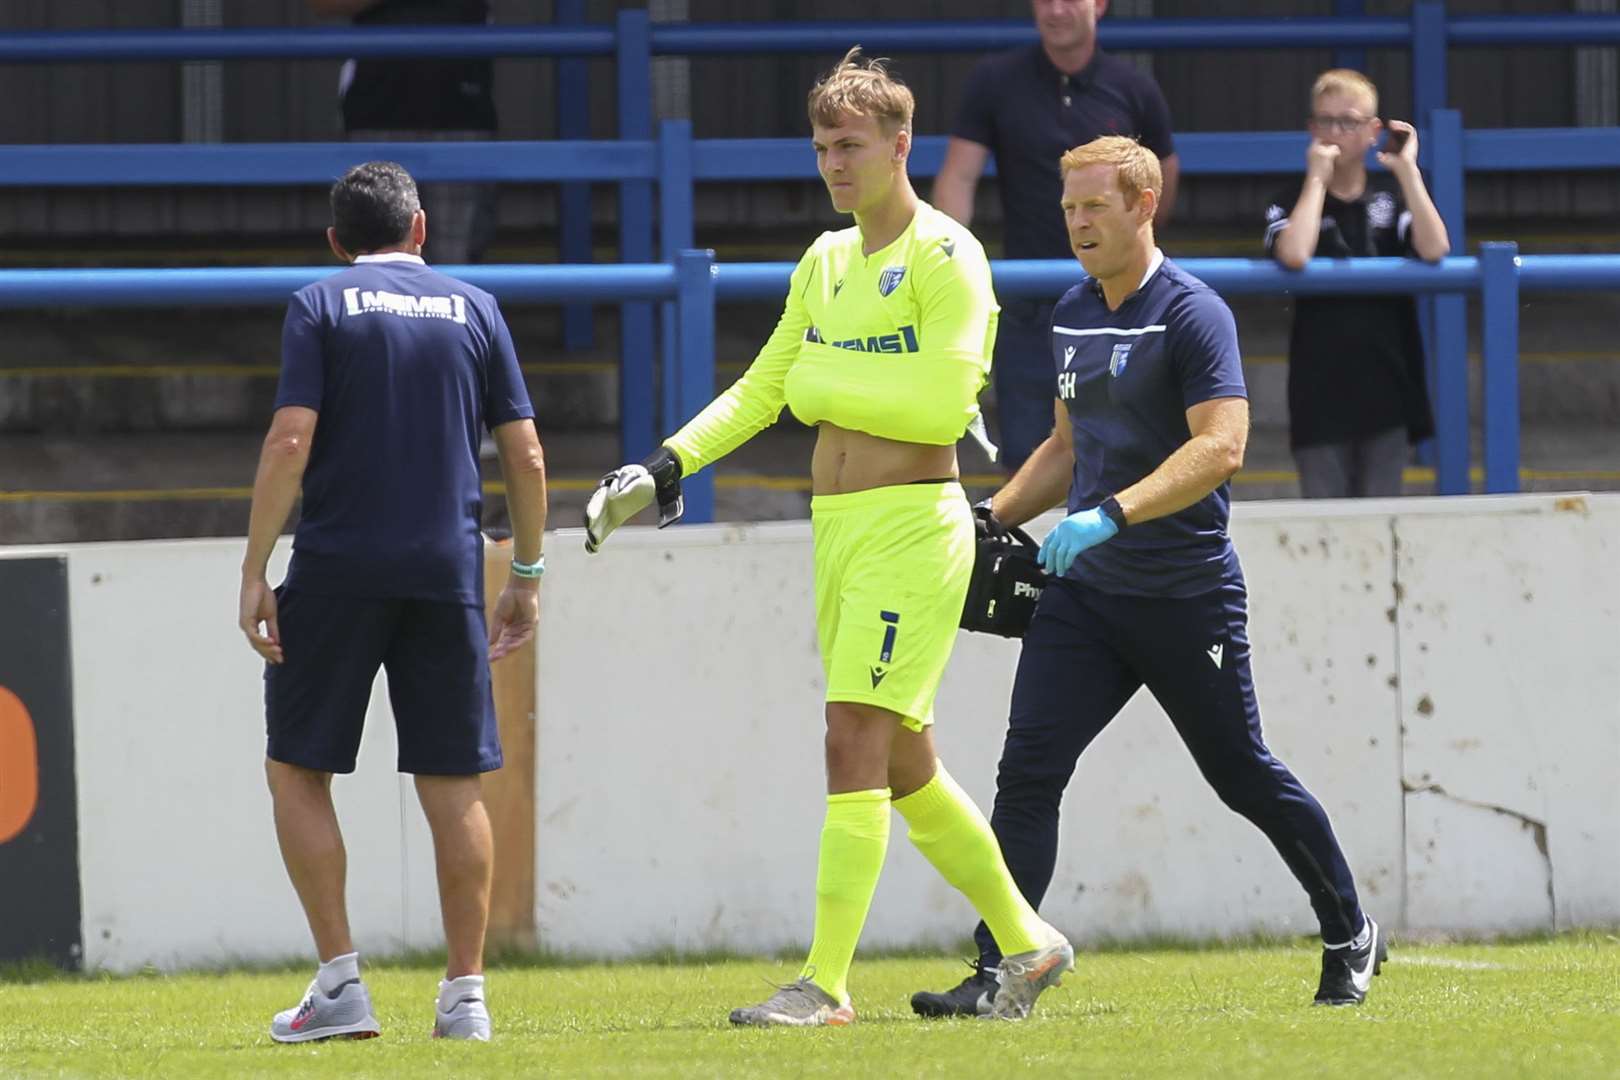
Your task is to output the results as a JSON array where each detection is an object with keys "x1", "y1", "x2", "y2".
[{"x1": 1038, "y1": 507, "x2": 1120, "y2": 576}]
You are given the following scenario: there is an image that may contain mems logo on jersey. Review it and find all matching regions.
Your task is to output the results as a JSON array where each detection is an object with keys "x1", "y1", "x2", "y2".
[
  {"x1": 343, "y1": 288, "x2": 468, "y2": 324},
  {"x1": 806, "y1": 324, "x2": 920, "y2": 354}
]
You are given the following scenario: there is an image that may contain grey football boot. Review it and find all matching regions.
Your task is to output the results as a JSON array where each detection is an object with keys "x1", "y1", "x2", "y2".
[
  {"x1": 729, "y1": 977, "x2": 856, "y2": 1027},
  {"x1": 990, "y1": 934, "x2": 1075, "y2": 1020},
  {"x1": 270, "y1": 978, "x2": 381, "y2": 1043}
]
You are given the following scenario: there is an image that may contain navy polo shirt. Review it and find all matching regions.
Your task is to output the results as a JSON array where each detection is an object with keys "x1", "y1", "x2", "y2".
[
  {"x1": 953, "y1": 47, "x2": 1175, "y2": 260},
  {"x1": 274, "y1": 253, "x2": 533, "y2": 606},
  {"x1": 1052, "y1": 253, "x2": 1247, "y2": 597}
]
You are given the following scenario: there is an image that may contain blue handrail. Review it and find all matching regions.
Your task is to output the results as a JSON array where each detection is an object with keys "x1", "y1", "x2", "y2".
[
  {"x1": 8, "y1": 126, "x2": 1616, "y2": 190},
  {"x1": 652, "y1": 18, "x2": 1411, "y2": 53},
  {"x1": 0, "y1": 256, "x2": 1531, "y2": 308},
  {"x1": 1448, "y1": 15, "x2": 1620, "y2": 46},
  {"x1": 0, "y1": 25, "x2": 614, "y2": 62},
  {"x1": 0, "y1": 264, "x2": 678, "y2": 307},
  {"x1": 0, "y1": 141, "x2": 658, "y2": 186},
  {"x1": 4, "y1": 7, "x2": 1617, "y2": 496},
  {"x1": 5, "y1": 13, "x2": 1617, "y2": 62},
  {"x1": 5, "y1": 249, "x2": 1610, "y2": 503}
]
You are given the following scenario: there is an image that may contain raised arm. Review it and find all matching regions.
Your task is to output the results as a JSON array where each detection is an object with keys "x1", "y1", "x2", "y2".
[
  {"x1": 1270, "y1": 143, "x2": 1338, "y2": 270},
  {"x1": 1378, "y1": 120, "x2": 1450, "y2": 263}
]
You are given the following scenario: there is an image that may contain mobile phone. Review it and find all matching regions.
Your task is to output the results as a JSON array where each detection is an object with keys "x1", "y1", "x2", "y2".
[{"x1": 1385, "y1": 127, "x2": 1410, "y2": 153}]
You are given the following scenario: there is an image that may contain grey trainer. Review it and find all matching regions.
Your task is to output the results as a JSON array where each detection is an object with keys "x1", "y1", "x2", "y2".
[
  {"x1": 270, "y1": 978, "x2": 381, "y2": 1043},
  {"x1": 729, "y1": 977, "x2": 856, "y2": 1027},
  {"x1": 990, "y1": 935, "x2": 1075, "y2": 1020}
]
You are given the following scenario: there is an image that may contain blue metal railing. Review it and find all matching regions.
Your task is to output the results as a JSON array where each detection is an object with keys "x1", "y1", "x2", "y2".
[
  {"x1": 4, "y1": 6, "x2": 1619, "y2": 494},
  {"x1": 7, "y1": 12, "x2": 1617, "y2": 61},
  {"x1": 9, "y1": 248, "x2": 1619, "y2": 509}
]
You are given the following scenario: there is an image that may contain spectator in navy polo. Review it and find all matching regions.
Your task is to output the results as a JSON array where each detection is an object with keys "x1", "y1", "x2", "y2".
[
  {"x1": 1266, "y1": 69, "x2": 1449, "y2": 498},
  {"x1": 933, "y1": 0, "x2": 1178, "y2": 474}
]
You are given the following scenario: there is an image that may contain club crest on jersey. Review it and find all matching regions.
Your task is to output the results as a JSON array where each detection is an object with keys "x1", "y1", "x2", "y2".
[
  {"x1": 1367, "y1": 191, "x2": 1397, "y2": 229},
  {"x1": 878, "y1": 266, "x2": 907, "y2": 297},
  {"x1": 1109, "y1": 342, "x2": 1133, "y2": 378}
]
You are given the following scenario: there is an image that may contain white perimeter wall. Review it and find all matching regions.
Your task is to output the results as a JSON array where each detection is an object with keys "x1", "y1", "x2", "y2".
[
  {"x1": 533, "y1": 493, "x2": 1620, "y2": 956},
  {"x1": 2, "y1": 493, "x2": 1614, "y2": 971},
  {"x1": 1, "y1": 540, "x2": 444, "y2": 973}
]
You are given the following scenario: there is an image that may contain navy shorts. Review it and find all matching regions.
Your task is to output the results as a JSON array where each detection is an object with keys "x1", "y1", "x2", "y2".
[{"x1": 264, "y1": 587, "x2": 502, "y2": 776}]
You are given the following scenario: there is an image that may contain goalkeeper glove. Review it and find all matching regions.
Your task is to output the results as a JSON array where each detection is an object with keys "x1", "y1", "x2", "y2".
[{"x1": 583, "y1": 446, "x2": 684, "y2": 553}]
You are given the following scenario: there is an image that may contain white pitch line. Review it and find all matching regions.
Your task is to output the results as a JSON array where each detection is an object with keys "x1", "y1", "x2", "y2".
[{"x1": 1396, "y1": 955, "x2": 1511, "y2": 971}]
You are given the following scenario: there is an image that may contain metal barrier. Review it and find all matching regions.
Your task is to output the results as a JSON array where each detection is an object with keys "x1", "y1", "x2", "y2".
[
  {"x1": 10, "y1": 247, "x2": 1620, "y2": 517},
  {"x1": 3, "y1": 6, "x2": 1619, "y2": 492},
  {"x1": 13, "y1": 119, "x2": 1618, "y2": 496}
]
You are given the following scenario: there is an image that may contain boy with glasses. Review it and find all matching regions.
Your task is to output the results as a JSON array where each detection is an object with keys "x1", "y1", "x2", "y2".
[{"x1": 1265, "y1": 69, "x2": 1449, "y2": 498}]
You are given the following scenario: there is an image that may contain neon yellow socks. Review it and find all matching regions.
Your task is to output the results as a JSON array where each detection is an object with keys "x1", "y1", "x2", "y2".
[
  {"x1": 893, "y1": 764, "x2": 1048, "y2": 957},
  {"x1": 800, "y1": 788, "x2": 890, "y2": 1003}
]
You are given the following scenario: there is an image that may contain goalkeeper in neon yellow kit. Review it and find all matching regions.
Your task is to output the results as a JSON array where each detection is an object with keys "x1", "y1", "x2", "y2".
[{"x1": 585, "y1": 48, "x2": 1072, "y2": 1026}]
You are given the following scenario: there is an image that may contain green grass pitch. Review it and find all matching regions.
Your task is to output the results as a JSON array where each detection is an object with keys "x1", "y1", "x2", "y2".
[{"x1": 2, "y1": 935, "x2": 1616, "y2": 1079}]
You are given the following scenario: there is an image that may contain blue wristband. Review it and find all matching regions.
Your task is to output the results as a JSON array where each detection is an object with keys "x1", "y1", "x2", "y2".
[{"x1": 511, "y1": 554, "x2": 545, "y2": 579}]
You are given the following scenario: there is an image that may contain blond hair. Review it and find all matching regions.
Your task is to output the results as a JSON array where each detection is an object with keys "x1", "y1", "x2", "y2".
[
  {"x1": 1059, "y1": 136, "x2": 1162, "y2": 208},
  {"x1": 807, "y1": 47, "x2": 914, "y2": 135},
  {"x1": 1312, "y1": 68, "x2": 1379, "y2": 115}
]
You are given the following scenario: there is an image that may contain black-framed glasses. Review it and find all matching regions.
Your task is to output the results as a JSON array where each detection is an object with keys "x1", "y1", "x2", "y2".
[{"x1": 1309, "y1": 114, "x2": 1372, "y2": 134}]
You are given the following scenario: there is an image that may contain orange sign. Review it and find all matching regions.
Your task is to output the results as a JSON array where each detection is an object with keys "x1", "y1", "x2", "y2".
[{"x1": 0, "y1": 687, "x2": 39, "y2": 845}]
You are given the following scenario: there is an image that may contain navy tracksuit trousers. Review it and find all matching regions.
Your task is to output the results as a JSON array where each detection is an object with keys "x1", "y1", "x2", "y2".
[{"x1": 973, "y1": 575, "x2": 1365, "y2": 965}]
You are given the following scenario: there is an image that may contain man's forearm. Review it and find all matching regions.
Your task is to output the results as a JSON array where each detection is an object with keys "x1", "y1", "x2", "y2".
[
  {"x1": 1154, "y1": 161, "x2": 1179, "y2": 229},
  {"x1": 1274, "y1": 179, "x2": 1327, "y2": 269},
  {"x1": 503, "y1": 448, "x2": 548, "y2": 567},
  {"x1": 242, "y1": 443, "x2": 308, "y2": 578},
  {"x1": 1115, "y1": 431, "x2": 1241, "y2": 526},
  {"x1": 991, "y1": 433, "x2": 1073, "y2": 528},
  {"x1": 931, "y1": 174, "x2": 977, "y2": 226}
]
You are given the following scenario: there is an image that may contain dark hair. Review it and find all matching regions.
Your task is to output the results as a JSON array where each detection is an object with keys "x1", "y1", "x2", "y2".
[{"x1": 329, "y1": 161, "x2": 419, "y2": 254}]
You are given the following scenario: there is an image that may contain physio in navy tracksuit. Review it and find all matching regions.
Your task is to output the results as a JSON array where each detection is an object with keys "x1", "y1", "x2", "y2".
[{"x1": 911, "y1": 137, "x2": 1385, "y2": 1019}]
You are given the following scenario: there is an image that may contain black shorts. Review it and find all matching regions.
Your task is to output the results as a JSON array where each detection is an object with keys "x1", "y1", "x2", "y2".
[{"x1": 264, "y1": 587, "x2": 502, "y2": 776}]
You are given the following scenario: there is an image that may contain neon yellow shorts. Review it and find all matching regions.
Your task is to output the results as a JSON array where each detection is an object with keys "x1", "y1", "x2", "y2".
[{"x1": 810, "y1": 480, "x2": 973, "y2": 732}]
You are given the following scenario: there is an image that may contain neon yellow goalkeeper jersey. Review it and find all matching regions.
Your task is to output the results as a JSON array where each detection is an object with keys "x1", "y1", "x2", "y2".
[{"x1": 665, "y1": 201, "x2": 998, "y2": 473}]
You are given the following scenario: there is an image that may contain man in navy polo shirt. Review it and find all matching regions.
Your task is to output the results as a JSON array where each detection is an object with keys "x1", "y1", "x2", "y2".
[
  {"x1": 933, "y1": 0, "x2": 1178, "y2": 473},
  {"x1": 238, "y1": 161, "x2": 548, "y2": 1043},
  {"x1": 912, "y1": 137, "x2": 1384, "y2": 1019}
]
